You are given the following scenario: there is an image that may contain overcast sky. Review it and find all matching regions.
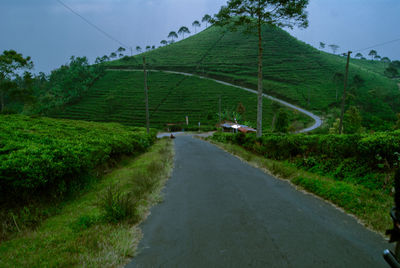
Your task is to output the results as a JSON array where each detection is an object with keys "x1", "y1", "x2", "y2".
[{"x1": 1, "y1": 0, "x2": 399, "y2": 74}]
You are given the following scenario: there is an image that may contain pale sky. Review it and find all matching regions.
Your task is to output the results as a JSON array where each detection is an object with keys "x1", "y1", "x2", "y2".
[{"x1": 1, "y1": 0, "x2": 399, "y2": 74}]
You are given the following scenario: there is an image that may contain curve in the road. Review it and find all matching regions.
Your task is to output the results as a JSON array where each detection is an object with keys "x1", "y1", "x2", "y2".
[{"x1": 108, "y1": 69, "x2": 323, "y2": 133}]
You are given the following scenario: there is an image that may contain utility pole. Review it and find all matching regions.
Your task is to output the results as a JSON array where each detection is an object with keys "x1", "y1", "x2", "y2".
[
  {"x1": 130, "y1": 47, "x2": 133, "y2": 56},
  {"x1": 143, "y1": 56, "x2": 150, "y2": 134},
  {"x1": 339, "y1": 51, "x2": 352, "y2": 134}
]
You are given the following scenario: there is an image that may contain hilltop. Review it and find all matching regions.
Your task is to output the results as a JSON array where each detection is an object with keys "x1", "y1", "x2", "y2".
[{"x1": 108, "y1": 24, "x2": 400, "y2": 131}]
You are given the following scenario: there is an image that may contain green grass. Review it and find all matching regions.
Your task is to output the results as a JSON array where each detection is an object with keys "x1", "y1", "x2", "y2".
[
  {"x1": 108, "y1": 24, "x2": 400, "y2": 129},
  {"x1": 207, "y1": 139, "x2": 392, "y2": 234},
  {"x1": 51, "y1": 70, "x2": 312, "y2": 130},
  {"x1": 0, "y1": 138, "x2": 174, "y2": 267}
]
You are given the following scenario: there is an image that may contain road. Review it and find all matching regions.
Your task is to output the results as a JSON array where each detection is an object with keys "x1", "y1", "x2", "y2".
[
  {"x1": 126, "y1": 135, "x2": 388, "y2": 268},
  {"x1": 108, "y1": 69, "x2": 322, "y2": 133}
]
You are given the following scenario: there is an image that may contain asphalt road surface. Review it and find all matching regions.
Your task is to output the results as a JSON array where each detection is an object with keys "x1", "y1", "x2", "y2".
[{"x1": 126, "y1": 135, "x2": 389, "y2": 268}]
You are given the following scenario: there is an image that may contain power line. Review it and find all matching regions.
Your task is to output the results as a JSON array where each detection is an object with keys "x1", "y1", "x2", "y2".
[
  {"x1": 56, "y1": 0, "x2": 129, "y2": 48},
  {"x1": 353, "y1": 37, "x2": 400, "y2": 53}
]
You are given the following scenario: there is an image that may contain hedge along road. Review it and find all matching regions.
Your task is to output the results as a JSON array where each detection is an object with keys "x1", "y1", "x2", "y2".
[
  {"x1": 126, "y1": 135, "x2": 388, "y2": 267},
  {"x1": 108, "y1": 69, "x2": 322, "y2": 133}
]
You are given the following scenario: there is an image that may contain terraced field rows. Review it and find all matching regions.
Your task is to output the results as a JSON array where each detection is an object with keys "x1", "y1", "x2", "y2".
[
  {"x1": 108, "y1": 24, "x2": 399, "y2": 129},
  {"x1": 52, "y1": 71, "x2": 311, "y2": 130}
]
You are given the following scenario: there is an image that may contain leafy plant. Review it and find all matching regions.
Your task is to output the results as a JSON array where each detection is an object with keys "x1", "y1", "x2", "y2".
[{"x1": 98, "y1": 187, "x2": 138, "y2": 223}]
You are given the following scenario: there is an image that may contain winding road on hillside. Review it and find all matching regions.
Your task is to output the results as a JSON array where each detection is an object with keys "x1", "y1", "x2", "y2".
[
  {"x1": 108, "y1": 69, "x2": 323, "y2": 133},
  {"x1": 127, "y1": 135, "x2": 388, "y2": 267}
]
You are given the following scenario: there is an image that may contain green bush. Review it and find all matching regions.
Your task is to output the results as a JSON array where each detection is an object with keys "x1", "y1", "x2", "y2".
[
  {"x1": 211, "y1": 130, "x2": 400, "y2": 191},
  {"x1": 0, "y1": 115, "x2": 156, "y2": 201}
]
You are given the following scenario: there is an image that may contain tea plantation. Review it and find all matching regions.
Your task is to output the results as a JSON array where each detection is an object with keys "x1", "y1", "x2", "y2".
[
  {"x1": 108, "y1": 24, "x2": 400, "y2": 130},
  {"x1": 0, "y1": 114, "x2": 156, "y2": 201},
  {"x1": 51, "y1": 70, "x2": 312, "y2": 130}
]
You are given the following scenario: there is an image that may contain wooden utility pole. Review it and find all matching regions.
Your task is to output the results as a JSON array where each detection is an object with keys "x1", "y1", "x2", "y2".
[
  {"x1": 143, "y1": 56, "x2": 150, "y2": 134},
  {"x1": 338, "y1": 51, "x2": 352, "y2": 134}
]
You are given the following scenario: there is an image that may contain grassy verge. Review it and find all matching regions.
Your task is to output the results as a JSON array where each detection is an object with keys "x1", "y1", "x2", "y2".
[
  {"x1": 0, "y1": 138, "x2": 174, "y2": 267},
  {"x1": 207, "y1": 139, "x2": 392, "y2": 234}
]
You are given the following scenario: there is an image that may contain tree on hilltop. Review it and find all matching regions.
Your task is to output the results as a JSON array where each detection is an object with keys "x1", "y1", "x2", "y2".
[
  {"x1": 328, "y1": 44, "x2": 339, "y2": 54},
  {"x1": 160, "y1": 40, "x2": 168, "y2": 46},
  {"x1": 136, "y1": 46, "x2": 142, "y2": 53},
  {"x1": 355, "y1": 52, "x2": 363, "y2": 59},
  {"x1": 178, "y1": 26, "x2": 190, "y2": 39},
  {"x1": 214, "y1": 0, "x2": 309, "y2": 137},
  {"x1": 117, "y1": 47, "x2": 126, "y2": 58},
  {"x1": 146, "y1": 45, "x2": 151, "y2": 51},
  {"x1": 202, "y1": 14, "x2": 212, "y2": 28},
  {"x1": 319, "y1": 42, "x2": 325, "y2": 49},
  {"x1": 381, "y1": 57, "x2": 391, "y2": 63},
  {"x1": 192, "y1": 20, "x2": 201, "y2": 33},
  {"x1": 368, "y1": 50, "x2": 377, "y2": 60},
  {"x1": 109, "y1": 52, "x2": 117, "y2": 59},
  {"x1": 168, "y1": 31, "x2": 178, "y2": 42}
]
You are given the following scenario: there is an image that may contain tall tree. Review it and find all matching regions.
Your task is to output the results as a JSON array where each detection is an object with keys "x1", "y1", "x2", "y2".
[
  {"x1": 214, "y1": 0, "x2": 309, "y2": 137},
  {"x1": 202, "y1": 14, "x2": 212, "y2": 28},
  {"x1": 368, "y1": 49, "x2": 377, "y2": 60},
  {"x1": 168, "y1": 31, "x2": 178, "y2": 42},
  {"x1": 192, "y1": 20, "x2": 201, "y2": 33},
  {"x1": 319, "y1": 42, "x2": 325, "y2": 49},
  {"x1": 178, "y1": 26, "x2": 190, "y2": 39},
  {"x1": 136, "y1": 46, "x2": 142, "y2": 53},
  {"x1": 117, "y1": 47, "x2": 126, "y2": 57},
  {"x1": 109, "y1": 52, "x2": 117, "y2": 59},
  {"x1": 0, "y1": 50, "x2": 33, "y2": 112},
  {"x1": 328, "y1": 44, "x2": 339, "y2": 54}
]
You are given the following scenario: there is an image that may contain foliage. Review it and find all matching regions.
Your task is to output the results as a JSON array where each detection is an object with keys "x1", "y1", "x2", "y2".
[
  {"x1": 178, "y1": 26, "x2": 190, "y2": 39},
  {"x1": 0, "y1": 50, "x2": 34, "y2": 112},
  {"x1": 384, "y1": 62, "x2": 399, "y2": 78},
  {"x1": 168, "y1": 31, "x2": 178, "y2": 41},
  {"x1": 202, "y1": 14, "x2": 212, "y2": 27},
  {"x1": 343, "y1": 106, "x2": 362, "y2": 134},
  {"x1": 274, "y1": 108, "x2": 289, "y2": 133},
  {"x1": 0, "y1": 115, "x2": 156, "y2": 201},
  {"x1": 35, "y1": 56, "x2": 106, "y2": 114},
  {"x1": 211, "y1": 130, "x2": 400, "y2": 192},
  {"x1": 192, "y1": 20, "x2": 201, "y2": 33},
  {"x1": 98, "y1": 187, "x2": 138, "y2": 223}
]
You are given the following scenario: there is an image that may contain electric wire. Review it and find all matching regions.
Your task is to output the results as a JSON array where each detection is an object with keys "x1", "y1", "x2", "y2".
[
  {"x1": 56, "y1": 0, "x2": 129, "y2": 49},
  {"x1": 352, "y1": 37, "x2": 400, "y2": 53}
]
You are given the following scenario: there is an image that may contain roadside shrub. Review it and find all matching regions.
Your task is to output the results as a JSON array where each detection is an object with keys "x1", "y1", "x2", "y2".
[
  {"x1": 98, "y1": 187, "x2": 139, "y2": 223},
  {"x1": 210, "y1": 130, "x2": 400, "y2": 192}
]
